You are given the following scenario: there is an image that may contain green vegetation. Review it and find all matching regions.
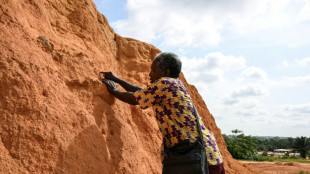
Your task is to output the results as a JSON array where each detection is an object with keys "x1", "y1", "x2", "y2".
[
  {"x1": 223, "y1": 129, "x2": 258, "y2": 160},
  {"x1": 253, "y1": 155, "x2": 310, "y2": 163},
  {"x1": 223, "y1": 130, "x2": 310, "y2": 161},
  {"x1": 293, "y1": 136, "x2": 310, "y2": 158},
  {"x1": 297, "y1": 172, "x2": 310, "y2": 174},
  {"x1": 255, "y1": 136, "x2": 294, "y2": 151}
]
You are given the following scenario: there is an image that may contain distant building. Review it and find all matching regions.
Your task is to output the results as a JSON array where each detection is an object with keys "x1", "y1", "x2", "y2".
[{"x1": 258, "y1": 149, "x2": 300, "y2": 157}]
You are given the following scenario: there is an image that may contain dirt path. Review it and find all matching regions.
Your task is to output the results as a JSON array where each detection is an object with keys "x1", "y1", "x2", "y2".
[{"x1": 241, "y1": 161, "x2": 310, "y2": 174}]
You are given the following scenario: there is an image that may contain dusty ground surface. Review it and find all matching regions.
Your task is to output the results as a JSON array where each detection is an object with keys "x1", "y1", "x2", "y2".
[{"x1": 241, "y1": 161, "x2": 310, "y2": 174}]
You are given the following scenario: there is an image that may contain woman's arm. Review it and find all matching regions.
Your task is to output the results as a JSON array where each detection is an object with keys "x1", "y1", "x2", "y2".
[
  {"x1": 102, "y1": 79, "x2": 138, "y2": 105},
  {"x1": 100, "y1": 72, "x2": 142, "y2": 92}
]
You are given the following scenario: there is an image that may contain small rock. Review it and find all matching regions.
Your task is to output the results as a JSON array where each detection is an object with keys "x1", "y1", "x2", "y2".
[{"x1": 37, "y1": 36, "x2": 54, "y2": 52}]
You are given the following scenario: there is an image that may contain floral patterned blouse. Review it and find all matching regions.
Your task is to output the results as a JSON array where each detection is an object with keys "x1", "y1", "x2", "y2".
[{"x1": 134, "y1": 77, "x2": 223, "y2": 165}]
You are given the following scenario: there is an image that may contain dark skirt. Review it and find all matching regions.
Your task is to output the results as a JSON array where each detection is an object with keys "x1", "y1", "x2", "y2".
[{"x1": 209, "y1": 163, "x2": 225, "y2": 174}]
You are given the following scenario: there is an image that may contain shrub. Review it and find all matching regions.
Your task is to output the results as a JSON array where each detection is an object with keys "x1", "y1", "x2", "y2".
[
  {"x1": 262, "y1": 151, "x2": 268, "y2": 156},
  {"x1": 255, "y1": 155, "x2": 275, "y2": 162},
  {"x1": 288, "y1": 155, "x2": 298, "y2": 159}
]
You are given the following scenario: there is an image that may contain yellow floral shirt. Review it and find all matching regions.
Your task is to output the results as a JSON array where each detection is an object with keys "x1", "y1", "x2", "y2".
[{"x1": 133, "y1": 77, "x2": 223, "y2": 165}]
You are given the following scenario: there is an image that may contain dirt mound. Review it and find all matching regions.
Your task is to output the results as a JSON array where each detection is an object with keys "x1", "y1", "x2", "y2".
[{"x1": 0, "y1": 0, "x2": 259, "y2": 173}]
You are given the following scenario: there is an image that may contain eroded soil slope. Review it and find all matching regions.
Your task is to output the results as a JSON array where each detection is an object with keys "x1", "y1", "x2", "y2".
[{"x1": 1, "y1": 0, "x2": 260, "y2": 173}]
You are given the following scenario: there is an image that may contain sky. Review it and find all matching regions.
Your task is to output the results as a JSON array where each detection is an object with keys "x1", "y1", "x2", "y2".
[{"x1": 93, "y1": 0, "x2": 310, "y2": 137}]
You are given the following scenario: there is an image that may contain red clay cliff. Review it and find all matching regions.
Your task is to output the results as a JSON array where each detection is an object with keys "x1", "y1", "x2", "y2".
[{"x1": 0, "y1": 0, "x2": 260, "y2": 173}]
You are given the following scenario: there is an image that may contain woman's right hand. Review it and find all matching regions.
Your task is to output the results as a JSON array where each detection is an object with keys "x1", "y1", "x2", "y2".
[{"x1": 99, "y1": 72, "x2": 119, "y2": 82}]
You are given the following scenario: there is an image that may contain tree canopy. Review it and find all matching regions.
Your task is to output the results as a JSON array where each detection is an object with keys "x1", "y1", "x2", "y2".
[
  {"x1": 223, "y1": 129, "x2": 258, "y2": 160},
  {"x1": 223, "y1": 130, "x2": 310, "y2": 159},
  {"x1": 292, "y1": 136, "x2": 310, "y2": 158}
]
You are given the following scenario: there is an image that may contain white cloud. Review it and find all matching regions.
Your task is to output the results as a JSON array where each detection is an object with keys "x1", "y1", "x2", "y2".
[
  {"x1": 235, "y1": 110, "x2": 266, "y2": 117},
  {"x1": 180, "y1": 52, "x2": 307, "y2": 137},
  {"x1": 114, "y1": 0, "x2": 223, "y2": 46},
  {"x1": 241, "y1": 67, "x2": 268, "y2": 80},
  {"x1": 181, "y1": 52, "x2": 246, "y2": 83},
  {"x1": 232, "y1": 85, "x2": 268, "y2": 98},
  {"x1": 222, "y1": 97, "x2": 239, "y2": 105},
  {"x1": 281, "y1": 60, "x2": 290, "y2": 67},
  {"x1": 112, "y1": 0, "x2": 310, "y2": 47},
  {"x1": 270, "y1": 75, "x2": 310, "y2": 88},
  {"x1": 183, "y1": 52, "x2": 245, "y2": 70},
  {"x1": 233, "y1": 100, "x2": 263, "y2": 116},
  {"x1": 241, "y1": 100, "x2": 260, "y2": 109},
  {"x1": 226, "y1": 0, "x2": 292, "y2": 35},
  {"x1": 284, "y1": 103, "x2": 310, "y2": 114},
  {"x1": 298, "y1": 1, "x2": 310, "y2": 21},
  {"x1": 298, "y1": 57, "x2": 310, "y2": 66},
  {"x1": 284, "y1": 76, "x2": 310, "y2": 85}
]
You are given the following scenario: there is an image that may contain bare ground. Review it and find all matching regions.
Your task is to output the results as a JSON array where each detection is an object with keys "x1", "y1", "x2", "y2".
[{"x1": 241, "y1": 161, "x2": 310, "y2": 174}]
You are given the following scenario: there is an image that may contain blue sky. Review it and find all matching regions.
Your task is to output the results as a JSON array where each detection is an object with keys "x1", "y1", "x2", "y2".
[{"x1": 93, "y1": 0, "x2": 310, "y2": 137}]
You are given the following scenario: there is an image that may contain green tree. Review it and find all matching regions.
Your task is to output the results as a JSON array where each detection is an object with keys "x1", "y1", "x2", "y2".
[
  {"x1": 231, "y1": 129, "x2": 243, "y2": 135},
  {"x1": 256, "y1": 137, "x2": 295, "y2": 151},
  {"x1": 293, "y1": 136, "x2": 310, "y2": 158},
  {"x1": 287, "y1": 137, "x2": 294, "y2": 147},
  {"x1": 224, "y1": 130, "x2": 258, "y2": 160}
]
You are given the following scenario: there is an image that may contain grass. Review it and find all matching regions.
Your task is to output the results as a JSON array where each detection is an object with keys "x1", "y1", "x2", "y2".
[{"x1": 296, "y1": 172, "x2": 310, "y2": 174}]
